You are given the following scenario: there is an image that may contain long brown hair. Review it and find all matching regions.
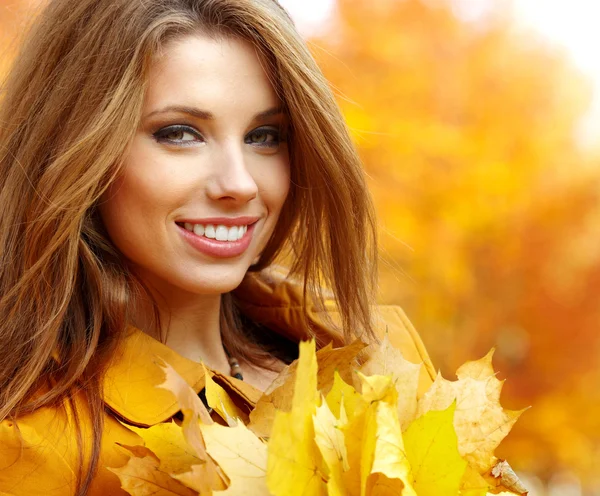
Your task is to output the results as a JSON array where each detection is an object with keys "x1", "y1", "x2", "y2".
[{"x1": 0, "y1": 0, "x2": 377, "y2": 493}]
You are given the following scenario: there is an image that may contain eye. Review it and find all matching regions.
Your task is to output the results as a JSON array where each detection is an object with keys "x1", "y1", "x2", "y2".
[
  {"x1": 245, "y1": 126, "x2": 284, "y2": 149},
  {"x1": 153, "y1": 125, "x2": 203, "y2": 146}
]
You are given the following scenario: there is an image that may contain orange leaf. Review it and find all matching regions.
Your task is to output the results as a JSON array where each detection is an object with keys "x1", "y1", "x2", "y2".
[{"x1": 108, "y1": 444, "x2": 196, "y2": 496}]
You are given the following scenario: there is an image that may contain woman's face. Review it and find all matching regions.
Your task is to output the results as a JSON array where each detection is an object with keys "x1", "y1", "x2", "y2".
[{"x1": 99, "y1": 34, "x2": 290, "y2": 298}]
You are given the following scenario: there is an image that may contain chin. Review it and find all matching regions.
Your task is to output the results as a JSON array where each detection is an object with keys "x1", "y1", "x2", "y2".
[{"x1": 168, "y1": 265, "x2": 250, "y2": 295}]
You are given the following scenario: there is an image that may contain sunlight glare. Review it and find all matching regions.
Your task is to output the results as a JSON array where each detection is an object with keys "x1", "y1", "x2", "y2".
[
  {"x1": 278, "y1": 0, "x2": 336, "y2": 35},
  {"x1": 514, "y1": 1, "x2": 600, "y2": 147}
]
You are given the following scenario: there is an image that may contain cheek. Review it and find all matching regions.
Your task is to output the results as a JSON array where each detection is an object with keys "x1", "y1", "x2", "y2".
[
  {"x1": 98, "y1": 176, "x2": 142, "y2": 258},
  {"x1": 98, "y1": 162, "x2": 174, "y2": 258},
  {"x1": 100, "y1": 143, "x2": 185, "y2": 226},
  {"x1": 261, "y1": 159, "x2": 291, "y2": 216}
]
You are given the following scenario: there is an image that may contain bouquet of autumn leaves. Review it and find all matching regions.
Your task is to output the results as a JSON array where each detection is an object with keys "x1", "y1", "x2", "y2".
[{"x1": 110, "y1": 337, "x2": 529, "y2": 495}]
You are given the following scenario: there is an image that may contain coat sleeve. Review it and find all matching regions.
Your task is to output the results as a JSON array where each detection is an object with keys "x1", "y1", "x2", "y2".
[
  {"x1": 0, "y1": 399, "x2": 137, "y2": 496},
  {"x1": 0, "y1": 416, "x2": 77, "y2": 496}
]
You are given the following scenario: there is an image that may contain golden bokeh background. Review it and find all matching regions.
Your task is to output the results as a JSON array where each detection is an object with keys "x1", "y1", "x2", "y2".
[{"x1": 2, "y1": 0, "x2": 599, "y2": 493}]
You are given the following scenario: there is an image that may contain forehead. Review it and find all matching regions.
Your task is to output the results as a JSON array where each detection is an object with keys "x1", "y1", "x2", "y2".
[{"x1": 143, "y1": 34, "x2": 280, "y2": 116}]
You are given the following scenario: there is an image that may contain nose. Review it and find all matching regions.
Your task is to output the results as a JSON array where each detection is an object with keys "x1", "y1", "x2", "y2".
[{"x1": 205, "y1": 142, "x2": 258, "y2": 203}]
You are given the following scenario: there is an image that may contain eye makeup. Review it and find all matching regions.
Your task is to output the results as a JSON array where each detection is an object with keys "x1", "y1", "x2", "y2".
[
  {"x1": 152, "y1": 125, "x2": 204, "y2": 146},
  {"x1": 151, "y1": 123, "x2": 287, "y2": 151}
]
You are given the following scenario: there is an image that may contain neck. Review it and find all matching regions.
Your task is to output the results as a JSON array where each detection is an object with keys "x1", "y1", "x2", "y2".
[{"x1": 130, "y1": 280, "x2": 231, "y2": 375}]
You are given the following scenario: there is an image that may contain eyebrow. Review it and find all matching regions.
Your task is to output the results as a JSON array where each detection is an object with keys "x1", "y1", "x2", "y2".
[{"x1": 143, "y1": 105, "x2": 284, "y2": 122}]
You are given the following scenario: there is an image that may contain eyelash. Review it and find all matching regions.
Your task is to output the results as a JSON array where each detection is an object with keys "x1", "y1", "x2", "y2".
[{"x1": 152, "y1": 125, "x2": 285, "y2": 149}]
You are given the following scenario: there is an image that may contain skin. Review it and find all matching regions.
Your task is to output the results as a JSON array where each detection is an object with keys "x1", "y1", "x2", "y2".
[{"x1": 98, "y1": 34, "x2": 290, "y2": 390}]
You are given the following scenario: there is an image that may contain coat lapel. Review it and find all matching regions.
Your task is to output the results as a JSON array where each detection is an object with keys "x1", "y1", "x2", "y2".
[{"x1": 103, "y1": 326, "x2": 263, "y2": 427}]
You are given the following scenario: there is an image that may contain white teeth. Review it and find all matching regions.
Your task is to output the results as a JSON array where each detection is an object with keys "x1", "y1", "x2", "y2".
[
  {"x1": 181, "y1": 222, "x2": 250, "y2": 242},
  {"x1": 204, "y1": 224, "x2": 216, "y2": 239},
  {"x1": 215, "y1": 225, "x2": 228, "y2": 241},
  {"x1": 227, "y1": 226, "x2": 239, "y2": 241}
]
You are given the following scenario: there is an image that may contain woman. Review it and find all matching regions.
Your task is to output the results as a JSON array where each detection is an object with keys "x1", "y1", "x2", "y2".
[{"x1": 0, "y1": 0, "x2": 435, "y2": 494}]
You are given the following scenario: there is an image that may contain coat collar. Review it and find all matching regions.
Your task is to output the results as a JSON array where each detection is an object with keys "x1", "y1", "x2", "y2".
[
  {"x1": 102, "y1": 327, "x2": 264, "y2": 427},
  {"x1": 102, "y1": 327, "x2": 204, "y2": 427}
]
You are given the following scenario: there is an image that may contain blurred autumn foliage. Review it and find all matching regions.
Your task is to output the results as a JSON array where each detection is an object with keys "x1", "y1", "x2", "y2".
[
  {"x1": 2, "y1": 0, "x2": 600, "y2": 491},
  {"x1": 310, "y1": 0, "x2": 600, "y2": 490}
]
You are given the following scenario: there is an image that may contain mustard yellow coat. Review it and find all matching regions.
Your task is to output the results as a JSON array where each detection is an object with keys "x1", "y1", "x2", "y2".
[{"x1": 0, "y1": 270, "x2": 435, "y2": 495}]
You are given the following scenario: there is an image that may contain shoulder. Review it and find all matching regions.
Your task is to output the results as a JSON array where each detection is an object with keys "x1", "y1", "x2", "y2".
[
  {"x1": 0, "y1": 404, "x2": 77, "y2": 496},
  {"x1": 0, "y1": 394, "x2": 140, "y2": 496}
]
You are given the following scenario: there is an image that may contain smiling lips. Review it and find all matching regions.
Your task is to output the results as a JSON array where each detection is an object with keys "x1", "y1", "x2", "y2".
[{"x1": 176, "y1": 216, "x2": 258, "y2": 258}]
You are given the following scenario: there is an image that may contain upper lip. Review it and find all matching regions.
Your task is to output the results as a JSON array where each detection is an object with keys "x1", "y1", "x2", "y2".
[{"x1": 176, "y1": 216, "x2": 260, "y2": 227}]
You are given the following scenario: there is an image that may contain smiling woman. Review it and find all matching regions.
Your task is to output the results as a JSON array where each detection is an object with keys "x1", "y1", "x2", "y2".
[
  {"x1": 0, "y1": 1, "x2": 435, "y2": 495},
  {"x1": 98, "y1": 36, "x2": 291, "y2": 367}
]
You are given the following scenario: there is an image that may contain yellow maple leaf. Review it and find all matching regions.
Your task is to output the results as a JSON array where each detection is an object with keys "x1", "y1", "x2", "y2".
[
  {"x1": 359, "y1": 334, "x2": 421, "y2": 431},
  {"x1": 325, "y1": 370, "x2": 366, "y2": 420},
  {"x1": 357, "y1": 372, "x2": 397, "y2": 404},
  {"x1": 199, "y1": 421, "x2": 269, "y2": 495},
  {"x1": 340, "y1": 398, "x2": 367, "y2": 493},
  {"x1": 456, "y1": 349, "x2": 497, "y2": 380},
  {"x1": 172, "y1": 461, "x2": 229, "y2": 496},
  {"x1": 202, "y1": 363, "x2": 246, "y2": 425},
  {"x1": 108, "y1": 444, "x2": 196, "y2": 496},
  {"x1": 338, "y1": 373, "x2": 414, "y2": 496},
  {"x1": 365, "y1": 473, "x2": 406, "y2": 496},
  {"x1": 127, "y1": 421, "x2": 201, "y2": 475},
  {"x1": 416, "y1": 350, "x2": 526, "y2": 475},
  {"x1": 267, "y1": 340, "x2": 327, "y2": 496},
  {"x1": 155, "y1": 360, "x2": 230, "y2": 493},
  {"x1": 459, "y1": 465, "x2": 489, "y2": 496},
  {"x1": 156, "y1": 359, "x2": 212, "y2": 462},
  {"x1": 157, "y1": 359, "x2": 213, "y2": 428},
  {"x1": 316, "y1": 339, "x2": 367, "y2": 391},
  {"x1": 249, "y1": 340, "x2": 365, "y2": 438},
  {"x1": 366, "y1": 400, "x2": 415, "y2": 495},
  {"x1": 404, "y1": 403, "x2": 468, "y2": 496},
  {"x1": 356, "y1": 373, "x2": 415, "y2": 496},
  {"x1": 119, "y1": 342, "x2": 527, "y2": 496},
  {"x1": 247, "y1": 400, "x2": 278, "y2": 439},
  {"x1": 313, "y1": 396, "x2": 349, "y2": 496}
]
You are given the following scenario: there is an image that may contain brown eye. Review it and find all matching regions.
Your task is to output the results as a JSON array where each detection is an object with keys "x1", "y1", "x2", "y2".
[
  {"x1": 153, "y1": 125, "x2": 203, "y2": 145},
  {"x1": 165, "y1": 130, "x2": 186, "y2": 140},
  {"x1": 245, "y1": 127, "x2": 281, "y2": 148},
  {"x1": 251, "y1": 133, "x2": 268, "y2": 143}
]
